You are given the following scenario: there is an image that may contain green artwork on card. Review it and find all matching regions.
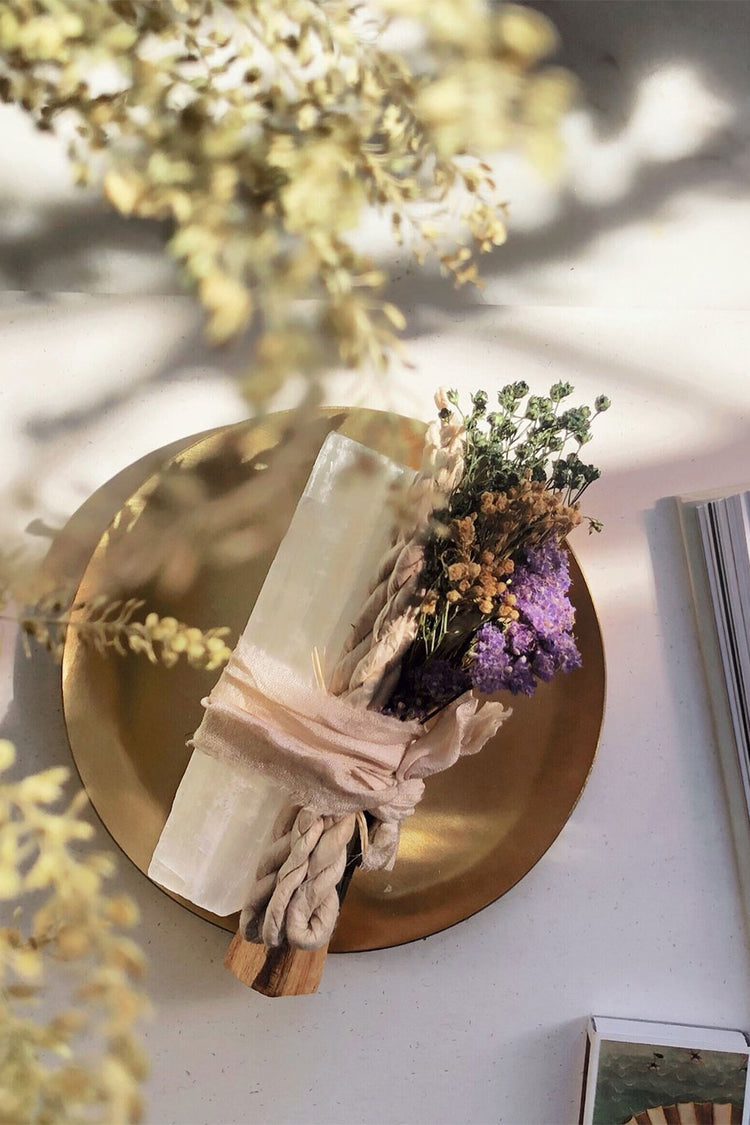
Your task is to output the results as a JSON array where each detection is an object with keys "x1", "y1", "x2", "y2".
[{"x1": 592, "y1": 1040, "x2": 748, "y2": 1124}]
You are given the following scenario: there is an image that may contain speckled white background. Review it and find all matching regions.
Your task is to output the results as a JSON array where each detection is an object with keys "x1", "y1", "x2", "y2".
[{"x1": 2, "y1": 4, "x2": 750, "y2": 1124}]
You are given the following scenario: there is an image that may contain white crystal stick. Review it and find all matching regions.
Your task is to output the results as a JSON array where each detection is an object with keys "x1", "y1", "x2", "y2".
[{"x1": 148, "y1": 432, "x2": 411, "y2": 916}]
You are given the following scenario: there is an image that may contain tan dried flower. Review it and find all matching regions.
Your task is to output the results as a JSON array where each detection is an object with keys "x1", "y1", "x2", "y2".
[
  {"x1": 17, "y1": 593, "x2": 232, "y2": 672},
  {"x1": 420, "y1": 590, "x2": 439, "y2": 615}
]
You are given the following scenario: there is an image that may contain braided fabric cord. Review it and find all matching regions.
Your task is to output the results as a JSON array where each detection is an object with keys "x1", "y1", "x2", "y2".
[
  {"x1": 240, "y1": 392, "x2": 467, "y2": 951},
  {"x1": 240, "y1": 806, "x2": 357, "y2": 950},
  {"x1": 330, "y1": 397, "x2": 466, "y2": 709}
]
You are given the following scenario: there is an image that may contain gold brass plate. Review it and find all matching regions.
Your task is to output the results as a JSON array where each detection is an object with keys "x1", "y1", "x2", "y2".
[{"x1": 60, "y1": 409, "x2": 605, "y2": 952}]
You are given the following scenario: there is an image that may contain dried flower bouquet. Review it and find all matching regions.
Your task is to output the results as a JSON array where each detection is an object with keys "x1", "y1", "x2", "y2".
[{"x1": 151, "y1": 383, "x2": 608, "y2": 995}]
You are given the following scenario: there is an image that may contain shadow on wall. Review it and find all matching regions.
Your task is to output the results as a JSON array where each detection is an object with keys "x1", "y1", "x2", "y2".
[
  {"x1": 391, "y1": 0, "x2": 750, "y2": 329},
  {"x1": 0, "y1": 201, "x2": 172, "y2": 294},
  {"x1": 533, "y1": 0, "x2": 750, "y2": 139},
  {"x1": 0, "y1": 1, "x2": 748, "y2": 301}
]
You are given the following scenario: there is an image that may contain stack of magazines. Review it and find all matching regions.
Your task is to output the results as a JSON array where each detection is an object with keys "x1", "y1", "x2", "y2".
[{"x1": 679, "y1": 486, "x2": 750, "y2": 917}]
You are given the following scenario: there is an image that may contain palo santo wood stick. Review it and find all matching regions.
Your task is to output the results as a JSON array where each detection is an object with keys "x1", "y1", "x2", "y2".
[{"x1": 224, "y1": 934, "x2": 329, "y2": 997}]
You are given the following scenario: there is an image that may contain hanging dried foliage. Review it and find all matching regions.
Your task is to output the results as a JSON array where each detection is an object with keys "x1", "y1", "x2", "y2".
[{"x1": 0, "y1": 0, "x2": 574, "y2": 398}]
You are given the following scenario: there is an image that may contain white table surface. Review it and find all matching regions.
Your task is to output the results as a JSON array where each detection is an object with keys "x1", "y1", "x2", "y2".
[{"x1": 2, "y1": 4, "x2": 750, "y2": 1123}]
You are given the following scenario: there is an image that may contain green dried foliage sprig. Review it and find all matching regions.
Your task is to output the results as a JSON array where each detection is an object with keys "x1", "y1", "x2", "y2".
[
  {"x1": 0, "y1": 0, "x2": 575, "y2": 399},
  {"x1": 446, "y1": 382, "x2": 610, "y2": 518},
  {"x1": 0, "y1": 741, "x2": 149, "y2": 1125},
  {"x1": 417, "y1": 383, "x2": 610, "y2": 655}
]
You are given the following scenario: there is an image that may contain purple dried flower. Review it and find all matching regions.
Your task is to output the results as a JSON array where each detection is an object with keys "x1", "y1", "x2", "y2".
[
  {"x1": 512, "y1": 545, "x2": 575, "y2": 643},
  {"x1": 471, "y1": 623, "x2": 512, "y2": 694},
  {"x1": 522, "y1": 541, "x2": 569, "y2": 580},
  {"x1": 531, "y1": 650, "x2": 556, "y2": 682},
  {"x1": 469, "y1": 540, "x2": 581, "y2": 698},
  {"x1": 384, "y1": 657, "x2": 471, "y2": 722},
  {"x1": 504, "y1": 656, "x2": 536, "y2": 696},
  {"x1": 545, "y1": 631, "x2": 582, "y2": 674},
  {"x1": 418, "y1": 659, "x2": 471, "y2": 703},
  {"x1": 505, "y1": 621, "x2": 535, "y2": 655}
]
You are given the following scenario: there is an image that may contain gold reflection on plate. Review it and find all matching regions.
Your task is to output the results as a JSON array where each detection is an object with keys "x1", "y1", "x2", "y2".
[{"x1": 60, "y1": 409, "x2": 605, "y2": 953}]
